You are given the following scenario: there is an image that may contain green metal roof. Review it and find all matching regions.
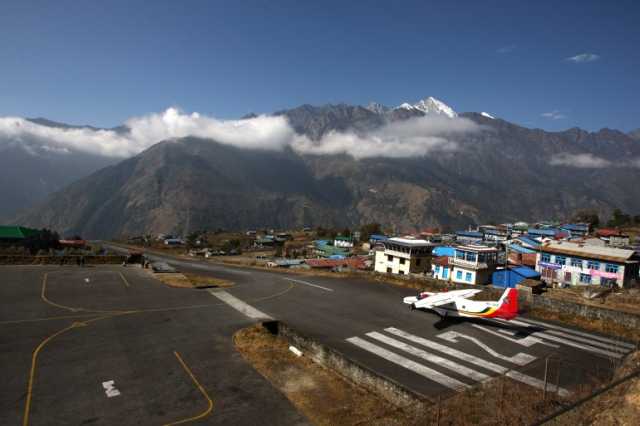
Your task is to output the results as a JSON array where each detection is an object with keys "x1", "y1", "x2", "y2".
[{"x1": 0, "y1": 226, "x2": 40, "y2": 239}]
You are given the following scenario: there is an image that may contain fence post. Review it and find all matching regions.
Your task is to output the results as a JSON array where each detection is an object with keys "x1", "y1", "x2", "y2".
[
  {"x1": 435, "y1": 395, "x2": 441, "y2": 426},
  {"x1": 542, "y1": 356, "x2": 549, "y2": 402}
]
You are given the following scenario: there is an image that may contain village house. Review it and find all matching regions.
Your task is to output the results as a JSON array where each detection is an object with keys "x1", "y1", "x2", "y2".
[
  {"x1": 596, "y1": 229, "x2": 631, "y2": 247},
  {"x1": 374, "y1": 237, "x2": 434, "y2": 275},
  {"x1": 560, "y1": 223, "x2": 590, "y2": 238},
  {"x1": 449, "y1": 245, "x2": 499, "y2": 285},
  {"x1": 333, "y1": 236, "x2": 354, "y2": 249},
  {"x1": 536, "y1": 240, "x2": 640, "y2": 288}
]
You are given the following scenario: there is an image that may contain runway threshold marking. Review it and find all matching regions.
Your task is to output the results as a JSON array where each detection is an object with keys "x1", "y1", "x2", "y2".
[
  {"x1": 207, "y1": 290, "x2": 273, "y2": 320},
  {"x1": 346, "y1": 336, "x2": 469, "y2": 391},
  {"x1": 163, "y1": 351, "x2": 214, "y2": 426},
  {"x1": 381, "y1": 327, "x2": 570, "y2": 397},
  {"x1": 281, "y1": 277, "x2": 334, "y2": 292},
  {"x1": 437, "y1": 331, "x2": 536, "y2": 366}
]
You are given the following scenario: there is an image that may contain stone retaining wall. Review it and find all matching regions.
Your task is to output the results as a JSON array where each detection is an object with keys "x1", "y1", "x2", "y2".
[{"x1": 0, "y1": 255, "x2": 126, "y2": 265}]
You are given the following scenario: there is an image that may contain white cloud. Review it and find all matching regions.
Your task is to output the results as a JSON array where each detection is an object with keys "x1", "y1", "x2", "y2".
[
  {"x1": 0, "y1": 108, "x2": 297, "y2": 158},
  {"x1": 549, "y1": 153, "x2": 611, "y2": 168},
  {"x1": 496, "y1": 45, "x2": 516, "y2": 54},
  {"x1": 566, "y1": 53, "x2": 600, "y2": 63},
  {"x1": 292, "y1": 115, "x2": 481, "y2": 159},
  {"x1": 0, "y1": 108, "x2": 482, "y2": 160},
  {"x1": 541, "y1": 110, "x2": 566, "y2": 120}
]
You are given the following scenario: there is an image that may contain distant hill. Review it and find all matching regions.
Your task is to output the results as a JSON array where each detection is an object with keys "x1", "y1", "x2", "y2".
[
  {"x1": 18, "y1": 101, "x2": 640, "y2": 238},
  {"x1": 10, "y1": 98, "x2": 640, "y2": 238}
]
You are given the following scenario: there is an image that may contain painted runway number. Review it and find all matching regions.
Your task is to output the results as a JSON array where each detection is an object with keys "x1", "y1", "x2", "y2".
[{"x1": 102, "y1": 380, "x2": 121, "y2": 398}]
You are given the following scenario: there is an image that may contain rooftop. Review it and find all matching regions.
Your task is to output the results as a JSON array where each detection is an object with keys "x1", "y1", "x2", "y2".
[
  {"x1": 456, "y1": 244, "x2": 498, "y2": 252},
  {"x1": 541, "y1": 240, "x2": 637, "y2": 263},
  {"x1": 386, "y1": 237, "x2": 434, "y2": 247},
  {"x1": 0, "y1": 226, "x2": 40, "y2": 239}
]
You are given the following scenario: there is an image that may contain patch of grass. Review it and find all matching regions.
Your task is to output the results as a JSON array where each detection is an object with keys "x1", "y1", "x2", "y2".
[{"x1": 148, "y1": 271, "x2": 233, "y2": 289}]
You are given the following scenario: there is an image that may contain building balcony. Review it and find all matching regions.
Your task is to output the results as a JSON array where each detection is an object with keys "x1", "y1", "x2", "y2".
[{"x1": 449, "y1": 257, "x2": 490, "y2": 270}]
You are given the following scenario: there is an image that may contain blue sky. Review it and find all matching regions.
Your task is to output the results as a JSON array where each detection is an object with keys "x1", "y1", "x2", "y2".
[{"x1": 1, "y1": 0, "x2": 638, "y2": 131}]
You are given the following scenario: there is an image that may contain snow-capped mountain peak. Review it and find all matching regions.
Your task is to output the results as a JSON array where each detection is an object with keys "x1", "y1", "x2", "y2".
[
  {"x1": 395, "y1": 97, "x2": 457, "y2": 118},
  {"x1": 480, "y1": 112, "x2": 495, "y2": 119},
  {"x1": 365, "y1": 102, "x2": 390, "y2": 114}
]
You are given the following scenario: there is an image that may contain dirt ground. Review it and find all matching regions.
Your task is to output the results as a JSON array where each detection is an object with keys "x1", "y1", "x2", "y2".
[
  {"x1": 146, "y1": 270, "x2": 234, "y2": 289},
  {"x1": 548, "y1": 351, "x2": 640, "y2": 426},
  {"x1": 233, "y1": 324, "x2": 416, "y2": 426}
]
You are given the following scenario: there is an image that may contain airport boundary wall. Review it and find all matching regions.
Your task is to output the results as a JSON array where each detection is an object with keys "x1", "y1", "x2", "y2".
[
  {"x1": 262, "y1": 320, "x2": 430, "y2": 412},
  {"x1": 529, "y1": 294, "x2": 640, "y2": 330},
  {"x1": 0, "y1": 255, "x2": 126, "y2": 265}
]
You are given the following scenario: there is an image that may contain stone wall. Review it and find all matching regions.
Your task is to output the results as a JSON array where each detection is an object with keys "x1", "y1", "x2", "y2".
[{"x1": 0, "y1": 255, "x2": 126, "y2": 265}]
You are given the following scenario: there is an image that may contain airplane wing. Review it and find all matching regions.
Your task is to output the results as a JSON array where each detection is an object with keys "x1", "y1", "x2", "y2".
[{"x1": 404, "y1": 289, "x2": 482, "y2": 309}]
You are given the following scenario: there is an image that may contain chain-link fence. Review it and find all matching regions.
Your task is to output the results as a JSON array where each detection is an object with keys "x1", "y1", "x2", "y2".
[{"x1": 415, "y1": 353, "x2": 632, "y2": 426}]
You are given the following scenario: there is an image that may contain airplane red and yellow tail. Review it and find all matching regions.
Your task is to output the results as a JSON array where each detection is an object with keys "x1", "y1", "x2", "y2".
[{"x1": 493, "y1": 288, "x2": 518, "y2": 320}]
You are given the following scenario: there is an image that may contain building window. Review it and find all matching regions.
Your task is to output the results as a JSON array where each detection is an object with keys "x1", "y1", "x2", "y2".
[
  {"x1": 555, "y1": 256, "x2": 566, "y2": 266},
  {"x1": 579, "y1": 273, "x2": 592, "y2": 284},
  {"x1": 456, "y1": 270, "x2": 462, "y2": 280},
  {"x1": 416, "y1": 258, "x2": 421, "y2": 266},
  {"x1": 587, "y1": 261, "x2": 600, "y2": 270},
  {"x1": 465, "y1": 272, "x2": 472, "y2": 282},
  {"x1": 564, "y1": 272, "x2": 572, "y2": 282},
  {"x1": 399, "y1": 258, "x2": 406, "y2": 265},
  {"x1": 605, "y1": 264, "x2": 619, "y2": 274},
  {"x1": 541, "y1": 253, "x2": 550, "y2": 263},
  {"x1": 387, "y1": 255, "x2": 393, "y2": 262},
  {"x1": 435, "y1": 265, "x2": 440, "y2": 273},
  {"x1": 571, "y1": 258, "x2": 582, "y2": 268},
  {"x1": 387, "y1": 267, "x2": 392, "y2": 273}
]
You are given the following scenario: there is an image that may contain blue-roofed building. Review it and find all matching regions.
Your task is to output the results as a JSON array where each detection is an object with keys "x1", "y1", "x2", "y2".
[
  {"x1": 492, "y1": 266, "x2": 540, "y2": 288},
  {"x1": 456, "y1": 230, "x2": 484, "y2": 244},
  {"x1": 508, "y1": 244, "x2": 536, "y2": 254},
  {"x1": 369, "y1": 234, "x2": 388, "y2": 244},
  {"x1": 527, "y1": 228, "x2": 558, "y2": 238},
  {"x1": 432, "y1": 246, "x2": 455, "y2": 257},
  {"x1": 516, "y1": 235, "x2": 541, "y2": 249},
  {"x1": 560, "y1": 223, "x2": 590, "y2": 237}
]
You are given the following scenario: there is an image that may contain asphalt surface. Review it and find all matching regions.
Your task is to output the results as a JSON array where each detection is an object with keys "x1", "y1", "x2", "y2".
[
  {"x1": 130, "y1": 248, "x2": 636, "y2": 400},
  {"x1": 2, "y1": 248, "x2": 637, "y2": 425},
  {"x1": 0, "y1": 266, "x2": 309, "y2": 425}
]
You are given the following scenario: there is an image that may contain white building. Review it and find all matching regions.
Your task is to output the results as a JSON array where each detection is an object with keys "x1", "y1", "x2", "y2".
[
  {"x1": 334, "y1": 236, "x2": 354, "y2": 249},
  {"x1": 536, "y1": 241, "x2": 640, "y2": 288},
  {"x1": 374, "y1": 237, "x2": 434, "y2": 275},
  {"x1": 449, "y1": 245, "x2": 499, "y2": 285}
]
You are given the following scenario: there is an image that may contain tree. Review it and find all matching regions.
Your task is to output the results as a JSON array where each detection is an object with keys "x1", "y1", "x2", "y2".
[
  {"x1": 607, "y1": 209, "x2": 632, "y2": 227},
  {"x1": 572, "y1": 210, "x2": 600, "y2": 229},
  {"x1": 359, "y1": 223, "x2": 382, "y2": 241}
]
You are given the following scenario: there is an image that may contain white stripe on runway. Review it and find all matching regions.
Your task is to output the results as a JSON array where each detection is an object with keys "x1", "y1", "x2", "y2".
[
  {"x1": 504, "y1": 319, "x2": 626, "y2": 358},
  {"x1": 471, "y1": 324, "x2": 559, "y2": 348},
  {"x1": 437, "y1": 331, "x2": 536, "y2": 366},
  {"x1": 366, "y1": 332, "x2": 490, "y2": 383},
  {"x1": 384, "y1": 327, "x2": 570, "y2": 397},
  {"x1": 512, "y1": 317, "x2": 636, "y2": 350},
  {"x1": 508, "y1": 319, "x2": 629, "y2": 353},
  {"x1": 282, "y1": 277, "x2": 334, "y2": 292},
  {"x1": 346, "y1": 337, "x2": 469, "y2": 391},
  {"x1": 208, "y1": 290, "x2": 273, "y2": 320}
]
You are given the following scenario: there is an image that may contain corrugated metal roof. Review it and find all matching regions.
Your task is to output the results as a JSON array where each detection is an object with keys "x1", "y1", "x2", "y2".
[
  {"x1": 509, "y1": 244, "x2": 536, "y2": 254},
  {"x1": 433, "y1": 246, "x2": 455, "y2": 257},
  {"x1": 516, "y1": 236, "x2": 541, "y2": 247},
  {"x1": 541, "y1": 241, "x2": 636, "y2": 263},
  {"x1": 0, "y1": 226, "x2": 40, "y2": 239},
  {"x1": 456, "y1": 231, "x2": 483, "y2": 238},
  {"x1": 512, "y1": 266, "x2": 540, "y2": 278}
]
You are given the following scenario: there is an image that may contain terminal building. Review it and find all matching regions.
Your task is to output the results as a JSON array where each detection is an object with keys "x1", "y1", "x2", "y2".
[
  {"x1": 536, "y1": 241, "x2": 640, "y2": 288},
  {"x1": 374, "y1": 237, "x2": 434, "y2": 275}
]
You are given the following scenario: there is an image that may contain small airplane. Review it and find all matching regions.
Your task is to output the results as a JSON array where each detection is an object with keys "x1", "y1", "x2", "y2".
[{"x1": 403, "y1": 287, "x2": 518, "y2": 320}]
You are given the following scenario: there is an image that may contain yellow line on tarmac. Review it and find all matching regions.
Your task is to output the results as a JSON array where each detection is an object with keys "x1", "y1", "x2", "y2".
[
  {"x1": 0, "y1": 313, "x2": 98, "y2": 326},
  {"x1": 22, "y1": 313, "x2": 121, "y2": 425},
  {"x1": 163, "y1": 351, "x2": 214, "y2": 426},
  {"x1": 22, "y1": 322, "x2": 84, "y2": 426},
  {"x1": 41, "y1": 273, "x2": 80, "y2": 312}
]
